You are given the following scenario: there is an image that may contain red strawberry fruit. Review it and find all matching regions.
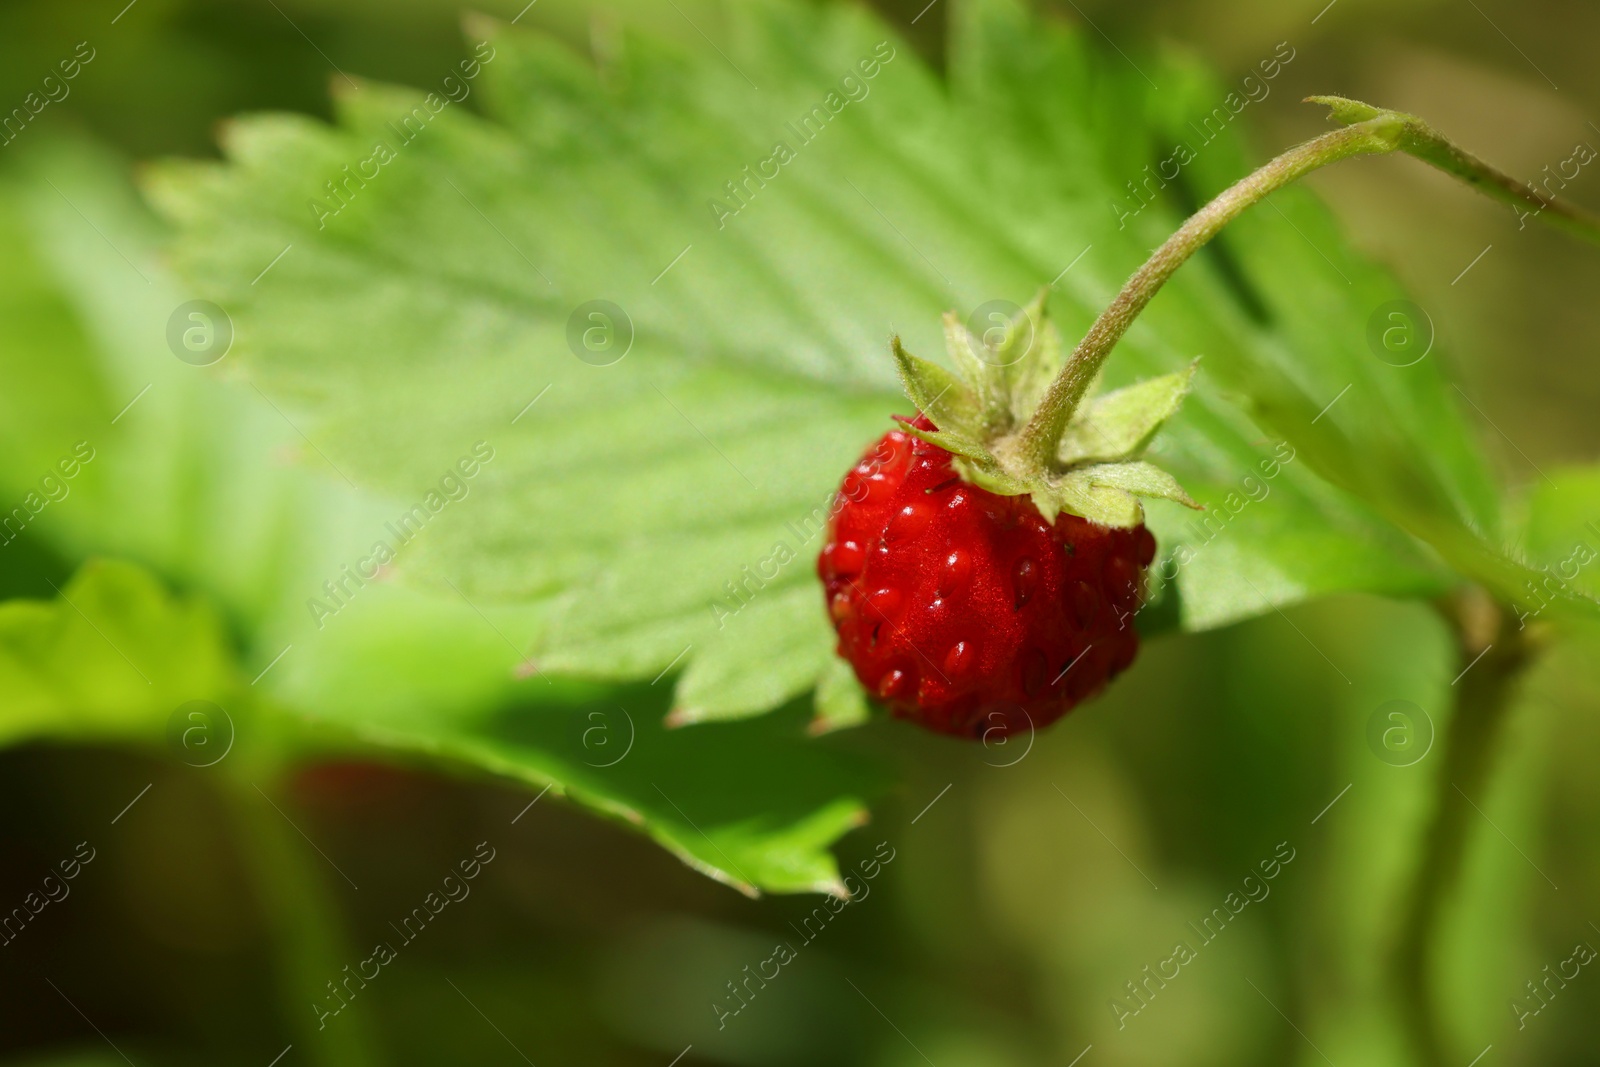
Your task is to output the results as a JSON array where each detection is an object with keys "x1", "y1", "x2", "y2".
[
  {"x1": 820, "y1": 417, "x2": 1155, "y2": 737},
  {"x1": 818, "y1": 297, "x2": 1199, "y2": 738}
]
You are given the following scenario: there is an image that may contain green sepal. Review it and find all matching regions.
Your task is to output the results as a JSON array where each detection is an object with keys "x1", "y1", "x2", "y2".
[
  {"x1": 953, "y1": 455, "x2": 1035, "y2": 499},
  {"x1": 1058, "y1": 361, "x2": 1198, "y2": 465},
  {"x1": 988, "y1": 289, "x2": 1048, "y2": 383},
  {"x1": 891, "y1": 336, "x2": 984, "y2": 438},
  {"x1": 1041, "y1": 462, "x2": 1200, "y2": 528},
  {"x1": 1045, "y1": 476, "x2": 1143, "y2": 527},
  {"x1": 900, "y1": 422, "x2": 1000, "y2": 466},
  {"x1": 1011, "y1": 293, "x2": 1068, "y2": 424},
  {"x1": 894, "y1": 296, "x2": 1199, "y2": 531},
  {"x1": 940, "y1": 313, "x2": 1007, "y2": 432},
  {"x1": 1069, "y1": 460, "x2": 1203, "y2": 509}
]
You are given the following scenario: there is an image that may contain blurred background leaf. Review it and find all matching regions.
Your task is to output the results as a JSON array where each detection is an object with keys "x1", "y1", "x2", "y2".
[{"x1": 0, "y1": 560, "x2": 235, "y2": 748}]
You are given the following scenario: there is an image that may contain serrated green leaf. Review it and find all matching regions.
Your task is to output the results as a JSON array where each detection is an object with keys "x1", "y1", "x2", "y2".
[
  {"x1": 0, "y1": 142, "x2": 880, "y2": 896},
  {"x1": 0, "y1": 549, "x2": 855, "y2": 898},
  {"x1": 1141, "y1": 461, "x2": 1453, "y2": 632},
  {"x1": 0, "y1": 138, "x2": 384, "y2": 644},
  {"x1": 149, "y1": 0, "x2": 1519, "y2": 731},
  {"x1": 1059, "y1": 363, "x2": 1197, "y2": 465},
  {"x1": 273, "y1": 587, "x2": 880, "y2": 896},
  {"x1": 670, "y1": 583, "x2": 835, "y2": 726}
]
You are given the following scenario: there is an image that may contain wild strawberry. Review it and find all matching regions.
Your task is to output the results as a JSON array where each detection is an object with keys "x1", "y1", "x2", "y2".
[
  {"x1": 820, "y1": 418, "x2": 1155, "y2": 737},
  {"x1": 818, "y1": 296, "x2": 1199, "y2": 738}
]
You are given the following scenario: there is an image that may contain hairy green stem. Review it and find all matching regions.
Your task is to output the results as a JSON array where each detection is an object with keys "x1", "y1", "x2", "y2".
[
  {"x1": 222, "y1": 770, "x2": 384, "y2": 1067},
  {"x1": 1013, "y1": 118, "x2": 1405, "y2": 468},
  {"x1": 1393, "y1": 590, "x2": 1536, "y2": 1067},
  {"x1": 1015, "y1": 96, "x2": 1600, "y2": 472},
  {"x1": 1311, "y1": 95, "x2": 1600, "y2": 248}
]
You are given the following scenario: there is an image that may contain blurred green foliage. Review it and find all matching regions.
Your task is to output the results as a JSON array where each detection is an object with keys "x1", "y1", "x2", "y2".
[{"x1": 0, "y1": 0, "x2": 1597, "y2": 1065}]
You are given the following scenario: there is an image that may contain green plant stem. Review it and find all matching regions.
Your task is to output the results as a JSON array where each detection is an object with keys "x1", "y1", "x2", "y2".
[
  {"x1": 1012, "y1": 118, "x2": 1406, "y2": 469},
  {"x1": 1311, "y1": 95, "x2": 1600, "y2": 247},
  {"x1": 1393, "y1": 589, "x2": 1537, "y2": 1067},
  {"x1": 221, "y1": 769, "x2": 385, "y2": 1067},
  {"x1": 1014, "y1": 97, "x2": 1600, "y2": 472}
]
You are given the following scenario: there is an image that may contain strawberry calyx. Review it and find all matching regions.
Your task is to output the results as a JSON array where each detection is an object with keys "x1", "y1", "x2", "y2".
[{"x1": 890, "y1": 290, "x2": 1201, "y2": 528}]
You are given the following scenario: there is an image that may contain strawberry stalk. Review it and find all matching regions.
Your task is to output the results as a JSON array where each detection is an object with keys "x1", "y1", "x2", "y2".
[
  {"x1": 1010, "y1": 117, "x2": 1398, "y2": 471},
  {"x1": 1012, "y1": 97, "x2": 1600, "y2": 474},
  {"x1": 1313, "y1": 95, "x2": 1600, "y2": 247},
  {"x1": 1397, "y1": 592, "x2": 1541, "y2": 1067}
]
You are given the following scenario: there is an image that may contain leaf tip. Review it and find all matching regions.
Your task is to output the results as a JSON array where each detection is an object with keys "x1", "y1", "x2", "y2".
[
  {"x1": 461, "y1": 10, "x2": 507, "y2": 44},
  {"x1": 663, "y1": 706, "x2": 701, "y2": 729},
  {"x1": 329, "y1": 73, "x2": 367, "y2": 102},
  {"x1": 1305, "y1": 94, "x2": 1382, "y2": 125}
]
